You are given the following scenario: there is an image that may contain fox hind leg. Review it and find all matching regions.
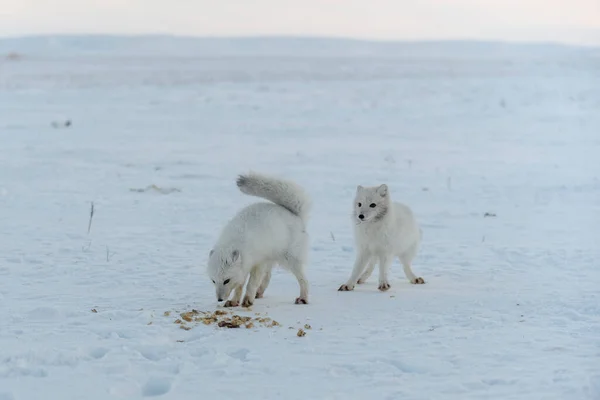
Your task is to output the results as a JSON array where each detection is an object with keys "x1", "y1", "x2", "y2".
[
  {"x1": 399, "y1": 244, "x2": 425, "y2": 284},
  {"x1": 357, "y1": 258, "x2": 376, "y2": 284},
  {"x1": 255, "y1": 265, "x2": 273, "y2": 298}
]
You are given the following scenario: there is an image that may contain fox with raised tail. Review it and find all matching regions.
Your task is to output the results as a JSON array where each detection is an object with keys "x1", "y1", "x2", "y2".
[
  {"x1": 339, "y1": 183, "x2": 425, "y2": 292},
  {"x1": 207, "y1": 172, "x2": 311, "y2": 307}
]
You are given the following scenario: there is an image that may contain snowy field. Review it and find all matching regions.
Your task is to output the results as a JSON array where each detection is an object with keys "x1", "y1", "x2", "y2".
[{"x1": 1, "y1": 36, "x2": 599, "y2": 400}]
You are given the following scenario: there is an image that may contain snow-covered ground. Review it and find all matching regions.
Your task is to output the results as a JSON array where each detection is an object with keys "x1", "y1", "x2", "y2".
[{"x1": 1, "y1": 36, "x2": 599, "y2": 400}]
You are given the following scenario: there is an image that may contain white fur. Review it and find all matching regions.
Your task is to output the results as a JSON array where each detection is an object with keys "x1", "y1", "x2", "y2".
[
  {"x1": 207, "y1": 171, "x2": 311, "y2": 307},
  {"x1": 339, "y1": 183, "x2": 425, "y2": 292}
]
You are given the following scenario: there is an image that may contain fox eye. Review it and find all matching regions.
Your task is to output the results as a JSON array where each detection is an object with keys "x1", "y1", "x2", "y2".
[
  {"x1": 223, "y1": 279, "x2": 230, "y2": 285},
  {"x1": 370, "y1": 203, "x2": 376, "y2": 208},
  {"x1": 358, "y1": 203, "x2": 362, "y2": 207}
]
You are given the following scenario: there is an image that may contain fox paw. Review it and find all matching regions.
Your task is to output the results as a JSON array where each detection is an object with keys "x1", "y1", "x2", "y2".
[
  {"x1": 378, "y1": 282, "x2": 391, "y2": 291},
  {"x1": 255, "y1": 291, "x2": 264, "y2": 299},
  {"x1": 357, "y1": 277, "x2": 367, "y2": 284},
  {"x1": 224, "y1": 300, "x2": 239, "y2": 307},
  {"x1": 241, "y1": 296, "x2": 254, "y2": 308},
  {"x1": 411, "y1": 277, "x2": 425, "y2": 284},
  {"x1": 338, "y1": 284, "x2": 354, "y2": 291},
  {"x1": 294, "y1": 297, "x2": 308, "y2": 305}
]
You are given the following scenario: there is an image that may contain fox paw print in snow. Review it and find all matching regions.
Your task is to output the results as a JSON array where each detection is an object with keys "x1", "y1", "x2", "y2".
[{"x1": 338, "y1": 284, "x2": 354, "y2": 291}]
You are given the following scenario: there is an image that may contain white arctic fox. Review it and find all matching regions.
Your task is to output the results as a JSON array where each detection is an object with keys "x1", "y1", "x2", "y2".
[
  {"x1": 207, "y1": 172, "x2": 311, "y2": 307},
  {"x1": 338, "y1": 184, "x2": 425, "y2": 292}
]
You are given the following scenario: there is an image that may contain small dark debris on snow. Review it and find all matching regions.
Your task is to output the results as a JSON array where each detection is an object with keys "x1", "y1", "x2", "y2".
[
  {"x1": 130, "y1": 184, "x2": 181, "y2": 194},
  {"x1": 5, "y1": 52, "x2": 22, "y2": 61},
  {"x1": 484, "y1": 212, "x2": 497, "y2": 218},
  {"x1": 51, "y1": 119, "x2": 72, "y2": 128},
  {"x1": 91, "y1": 309, "x2": 98, "y2": 313}
]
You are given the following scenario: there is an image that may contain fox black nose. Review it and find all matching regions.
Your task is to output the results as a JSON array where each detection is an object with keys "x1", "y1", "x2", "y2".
[
  {"x1": 359, "y1": 214, "x2": 365, "y2": 220},
  {"x1": 217, "y1": 297, "x2": 223, "y2": 302}
]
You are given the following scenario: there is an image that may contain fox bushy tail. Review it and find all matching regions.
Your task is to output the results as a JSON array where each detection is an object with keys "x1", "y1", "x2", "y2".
[{"x1": 236, "y1": 171, "x2": 311, "y2": 222}]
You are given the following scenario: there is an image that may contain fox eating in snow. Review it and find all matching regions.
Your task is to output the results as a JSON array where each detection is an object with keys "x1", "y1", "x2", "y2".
[{"x1": 207, "y1": 172, "x2": 311, "y2": 307}]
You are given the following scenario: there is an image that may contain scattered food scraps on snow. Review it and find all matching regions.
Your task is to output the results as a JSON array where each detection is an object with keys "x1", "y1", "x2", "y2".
[
  {"x1": 168, "y1": 309, "x2": 281, "y2": 331},
  {"x1": 297, "y1": 328, "x2": 306, "y2": 337}
]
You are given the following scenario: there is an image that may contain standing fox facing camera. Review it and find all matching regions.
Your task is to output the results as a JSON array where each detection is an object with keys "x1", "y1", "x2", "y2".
[
  {"x1": 207, "y1": 172, "x2": 311, "y2": 307},
  {"x1": 339, "y1": 184, "x2": 425, "y2": 292}
]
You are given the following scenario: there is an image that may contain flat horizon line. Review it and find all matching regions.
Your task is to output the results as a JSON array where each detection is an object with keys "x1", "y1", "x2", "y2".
[{"x1": 1, "y1": 32, "x2": 599, "y2": 49}]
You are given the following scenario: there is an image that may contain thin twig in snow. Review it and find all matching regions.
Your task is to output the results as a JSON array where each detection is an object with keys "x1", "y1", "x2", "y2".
[
  {"x1": 106, "y1": 246, "x2": 115, "y2": 262},
  {"x1": 87, "y1": 202, "x2": 95, "y2": 234}
]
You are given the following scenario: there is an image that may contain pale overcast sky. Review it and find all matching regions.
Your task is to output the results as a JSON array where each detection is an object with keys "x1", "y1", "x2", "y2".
[{"x1": 1, "y1": 0, "x2": 599, "y2": 45}]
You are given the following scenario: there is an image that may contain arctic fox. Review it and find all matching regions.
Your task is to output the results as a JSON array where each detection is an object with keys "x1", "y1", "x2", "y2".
[
  {"x1": 338, "y1": 184, "x2": 425, "y2": 292},
  {"x1": 207, "y1": 172, "x2": 311, "y2": 307}
]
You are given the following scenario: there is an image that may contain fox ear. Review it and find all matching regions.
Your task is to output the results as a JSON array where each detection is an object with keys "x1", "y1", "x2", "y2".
[
  {"x1": 356, "y1": 185, "x2": 364, "y2": 193},
  {"x1": 376, "y1": 184, "x2": 388, "y2": 197},
  {"x1": 231, "y1": 250, "x2": 240, "y2": 263}
]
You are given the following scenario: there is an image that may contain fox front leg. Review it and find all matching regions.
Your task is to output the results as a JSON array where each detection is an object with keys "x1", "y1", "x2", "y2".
[
  {"x1": 224, "y1": 284, "x2": 243, "y2": 307},
  {"x1": 339, "y1": 251, "x2": 370, "y2": 291}
]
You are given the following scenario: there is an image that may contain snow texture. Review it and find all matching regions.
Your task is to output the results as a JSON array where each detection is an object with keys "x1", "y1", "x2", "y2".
[{"x1": 0, "y1": 36, "x2": 599, "y2": 400}]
